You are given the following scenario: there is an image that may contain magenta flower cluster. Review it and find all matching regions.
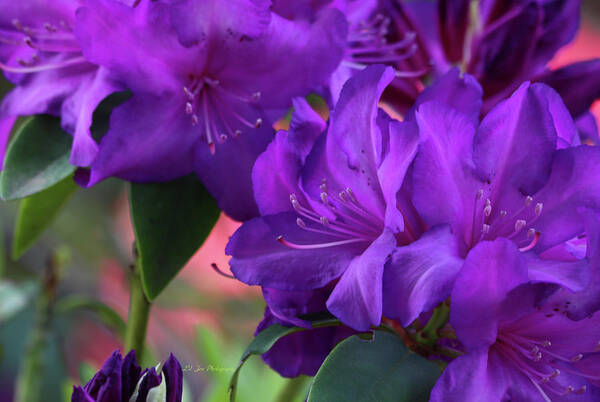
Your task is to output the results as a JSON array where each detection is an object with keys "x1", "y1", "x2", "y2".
[{"x1": 2, "y1": 0, "x2": 600, "y2": 401}]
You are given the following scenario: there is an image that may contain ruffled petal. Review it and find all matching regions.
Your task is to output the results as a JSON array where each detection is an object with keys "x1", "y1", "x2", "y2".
[
  {"x1": 473, "y1": 82, "x2": 559, "y2": 215},
  {"x1": 227, "y1": 212, "x2": 362, "y2": 291},
  {"x1": 382, "y1": 225, "x2": 464, "y2": 327},
  {"x1": 532, "y1": 146, "x2": 600, "y2": 251},
  {"x1": 326, "y1": 229, "x2": 396, "y2": 331},
  {"x1": 430, "y1": 349, "x2": 509, "y2": 402},
  {"x1": 451, "y1": 239, "x2": 529, "y2": 350},
  {"x1": 169, "y1": 0, "x2": 271, "y2": 47},
  {"x1": 524, "y1": 252, "x2": 589, "y2": 293},
  {"x1": 537, "y1": 59, "x2": 600, "y2": 118},
  {"x1": 83, "y1": 350, "x2": 122, "y2": 402},
  {"x1": 121, "y1": 350, "x2": 141, "y2": 401},
  {"x1": 81, "y1": 94, "x2": 197, "y2": 186},
  {"x1": 411, "y1": 100, "x2": 478, "y2": 248}
]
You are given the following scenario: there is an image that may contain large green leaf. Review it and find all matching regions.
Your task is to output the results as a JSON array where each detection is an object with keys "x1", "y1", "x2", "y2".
[
  {"x1": 0, "y1": 115, "x2": 74, "y2": 200},
  {"x1": 12, "y1": 175, "x2": 78, "y2": 259},
  {"x1": 130, "y1": 175, "x2": 220, "y2": 301},
  {"x1": 229, "y1": 317, "x2": 341, "y2": 402},
  {"x1": 308, "y1": 331, "x2": 441, "y2": 402}
]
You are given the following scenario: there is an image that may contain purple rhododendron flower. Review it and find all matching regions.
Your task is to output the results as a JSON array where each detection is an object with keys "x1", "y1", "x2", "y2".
[
  {"x1": 426, "y1": 0, "x2": 600, "y2": 118},
  {"x1": 71, "y1": 350, "x2": 183, "y2": 402},
  {"x1": 227, "y1": 64, "x2": 418, "y2": 330},
  {"x1": 430, "y1": 239, "x2": 600, "y2": 401},
  {"x1": 382, "y1": 67, "x2": 600, "y2": 328},
  {"x1": 73, "y1": 0, "x2": 347, "y2": 220},
  {"x1": 272, "y1": 0, "x2": 429, "y2": 102},
  {"x1": 0, "y1": 0, "x2": 124, "y2": 167}
]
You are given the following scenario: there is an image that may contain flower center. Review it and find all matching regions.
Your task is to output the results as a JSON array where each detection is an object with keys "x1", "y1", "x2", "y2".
[
  {"x1": 277, "y1": 179, "x2": 384, "y2": 250},
  {"x1": 495, "y1": 323, "x2": 600, "y2": 400},
  {"x1": 469, "y1": 189, "x2": 543, "y2": 251},
  {"x1": 182, "y1": 76, "x2": 262, "y2": 154},
  {"x1": 0, "y1": 18, "x2": 87, "y2": 74},
  {"x1": 343, "y1": 14, "x2": 427, "y2": 78}
]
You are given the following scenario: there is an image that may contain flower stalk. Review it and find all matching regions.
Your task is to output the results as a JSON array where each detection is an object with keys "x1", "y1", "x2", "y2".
[{"x1": 124, "y1": 244, "x2": 151, "y2": 362}]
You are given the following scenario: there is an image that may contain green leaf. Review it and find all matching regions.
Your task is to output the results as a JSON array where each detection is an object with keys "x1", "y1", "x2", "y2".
[
  {"x1": 55, "y1": 296, "x2": 126, "y2": 338},
  {"x1": 130, "y1": 175, "x2": 220, "y2": 301},
  {"x1": 0, "y1": 115, "x2": 74, "y2": 200},
  {"x1": 12, "y1": 175, "x2": 78, "y2": 259},
  {"x1": 308, "y1": 331, "x2": 441, "y2": 402},
  {"x1": 229, "y1": 317, "x2": 341, "y2": 402}
]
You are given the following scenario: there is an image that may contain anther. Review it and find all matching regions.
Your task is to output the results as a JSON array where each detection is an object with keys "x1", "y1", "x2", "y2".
[
  {"x1": 525, "y1": 196, "x2": 533, "y2": 206},
  {"x1": 484, "y1": 204, "x2": 492, "y2": 217},
  {"x1": 533, "y1": 352, "x2": 542, "y2": 362},
  {"x1": 530, "y1": 346, "x2": 539, "y2": 355},
  {"x1": 565, "y1": 385, "x2": 575, "y2": 394},
  {"x1": 550, "y1": 369, "x2": 560, "y2": 379},
  {"x1": 339, "y1": 191, "x2": 347, "y2": 202},
  {"x1": 576, "y1": 386, "x2": 587, "y2": 395},
  {"x1": 541, "y1": 340, "x2": 551, "y2": 347},
  {"x1": 183, "y1": 86, "x2": 194, "y2": 100},
  {"x1": 12, "y1": 19, "x2": 23, "y2": 30},
  {"x1": 571, "y1": 353, "x2": 583, "y2": 362},
  {"x1": 320, "y1": 216, "x2": 329, "y2": 226},
  {"x1": 251, "y1": 92, "x2": 261, "y2": 102},
  {"x1": 481, "y1": 224, "x2": 490, "y2": 234},
  {"x1": 476, "y1": 189, "x2": 484, "y2": 200},
  {"x1": 535, "y1": 203, "x2": 543, "y2": 215},
  {"x1": 346, "y1": 187, "x2": 357, "y2": 202},
  {"x1": 23, "y1": 37, "x2": 34, "y2": 48},
  {"x1": 527, "y1": 228, "x2": 536, "y2": 238},
  {"x1": 233, "y1": 129, "x2": 242, "y2": 138},
  {"x1": 254, "y1": 118, "x2": 262, "y2": 128},
  {"x1": 500, "y1": 210, "x2": 507, "y2": 218},
  {"x1": 191, "y1": 114, "x2": 199, "y2": 126},
  {"x1": 514, "y1": 219, "x2": 526, "y2": 232},
  {"x1": 320, "y1": 192, "x2": 329, "y2": 205},
  {"x1": 44, "y1": 23, "x2": 57, "y2": 32},
  {"x1": 320, "y1": 180, "x2": 328, "y2": 193},
  {"x1": 296, "y1": 218, "x2": 306, "y2": 229},
  {"x1": 185, "y1": 102, "x2": 193, "y2": 114},
  {"x1": 219, "y1": 134, "x2": 227, "y2": 142}
]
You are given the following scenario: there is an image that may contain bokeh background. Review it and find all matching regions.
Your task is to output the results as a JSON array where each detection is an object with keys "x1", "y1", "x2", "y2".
[{"x1": 1, "y1": 1, "x2": 600, "y2": 401}]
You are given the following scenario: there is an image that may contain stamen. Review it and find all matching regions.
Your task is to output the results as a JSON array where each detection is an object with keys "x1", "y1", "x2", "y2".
[
  {"x1": 535, "y1": 203, "x2": 543, "y2": 215},
  {"x1": 0, "y1": 56, "x2": 86, "y2": 73},
  {"x1": 525, "y1": 196, "x2": 533, "y2": 207},
  {"x1": 482, "y1": 224, "x2": 490, "y2": 234},
  {"x1": 514, "y1": 219, "x2": 526, "y2": 232},
  {"x1": 519, "y1": 232, "x2": 540, "y2": 252},
  {"x1": 571, "y1": 353, "x2": 583, "y2": 362},
  {"x1": 477, "y1": 189, "x2": 484, "y2": 200},
  {"x1": 500, "y1": 210, "x2": 507, "y2": 218},
  {"x1": 276, "y1": 235, "x2": 368, "y2": 249},
  {"x1": 296, "y1": 218, "x2": 306, "y2": 229}
]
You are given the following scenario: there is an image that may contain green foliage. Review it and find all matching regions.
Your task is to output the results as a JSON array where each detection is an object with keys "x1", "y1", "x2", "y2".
[
  {"x1": 129, "y1": 175, "x2": 220, "y2": 301},
  {"x1": 12, "y1": 176, "x2": 78, "y2": 259},
  {"x1": 55, "y1": 296, "x2": 126, "y2": 339},
  {"x1": 0, "y1": 115, "x2": 74, "y2": 200},
  {"x1": 308, "y1": 331, "x2": 441, "y2": 402},
  {"x1": 0, "y1": 281, "x2": 36, "y2": 323},
  {"x1": 228, "y1": 317, "x2": 341, "y2": 402}
]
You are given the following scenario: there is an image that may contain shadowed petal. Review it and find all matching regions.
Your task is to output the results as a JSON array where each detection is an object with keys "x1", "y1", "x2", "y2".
[
  {"x1": 382, "y1": 225, "x2": 463, "y2": 327},
  {"x1": 326, "y1": 229, "x2": 396, "y2": 330}
]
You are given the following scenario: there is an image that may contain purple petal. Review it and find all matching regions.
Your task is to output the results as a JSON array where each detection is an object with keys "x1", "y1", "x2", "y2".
[
  {"x1": 227, "y1": 212, "x2": 362, "y2": 291},
  {"x1": 473, "y1": 82, "x2": 558, "y2": 215},
  {"x1": 221, "y1": 9, "x2": 347, "y2": 109},
  {"x1": 451, "y1": 239, "x2": 529, "y2": 350},
  {"x1": 82, "y1": 94, "x2": 196, "y2": 186},
  {"x1": 170, "y1": 0, "x2": 271, "y2": 47},
  {"x1": 71, "y1": 387, "x2": 95, "y2": 402},
  {"x1": 162, "y1": 354, "x2": 183, "y2": 402},
  {"x1": 121, "y1": 350, "x2": 141, "y2": 402},
  {"x1": 288, "y1": 97, "x2": 327, "y2": 160},
  {"x1": 430, "y1": 349, "x2": 509, "y2": 402},
  {"x1": 377, "y1": 119, "x2": 419, "y2": 232},
  {"x1": 524, "y1": 252, "x2": 589, "y2": 293},
  {"x1": 437, "y1": 0, "x2": 469, "y2": 63},
  {"x1": 60, "y1": 67, "x2": 121, "y2": 166},
  {"x1": 263, "y1": 286, "x2": 332, "y2": 328},
  {"x1": 409, "y1": 68, "x2": 483, "y2": 125},
  {"x1": 75, "y1": 0, "x2": 196, "y2": 94},
  {"x1": 135, "y1": 367, "x2": 162, "y2": 402},
  {"x1": 532, "y1": 146, "x2": 600, "y2": 251},
  {"x1": 256, "y1": 308, "x2": 355, "y2": 377},
  {"x1": 84, "y1": 350, "x2": 122, "y2": 402},
  {"x1": 411, "y1": 100, "x2": 478, "y2": 247},
  {"x1": 326, "y1": 229, "x2": 396, "y2": 331},
  {"x1": 382, "y1": 225, "x2": 463, "y2": 327},
  {"x1": 576, "y1": 112, "x2": 599, "y2": 146},
  {"x1": 537, "y1": 59, "x2": 600, "y2": 118}
]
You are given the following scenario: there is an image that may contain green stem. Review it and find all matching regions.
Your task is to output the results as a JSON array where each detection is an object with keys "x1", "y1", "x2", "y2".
[
  {"x1": 124, "y1": 257, "x2": 151, "y2": 362},
  {"x1": 416, "y1": 303, "x2": 450, "y2": 347},
  {"x1": 14, "y1": 257, "x2": 57, "y2": 402}
]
